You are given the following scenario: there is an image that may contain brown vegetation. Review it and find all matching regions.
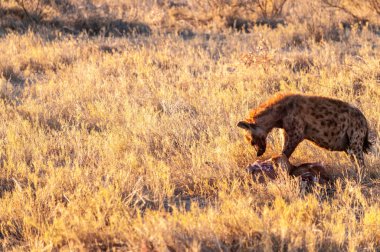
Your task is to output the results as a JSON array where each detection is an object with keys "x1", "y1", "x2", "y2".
[{"x1": 0, "y1": 0, "x2": 379, "y2": 251}]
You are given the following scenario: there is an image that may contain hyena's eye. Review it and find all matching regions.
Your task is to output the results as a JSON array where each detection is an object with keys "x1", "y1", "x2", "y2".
[{"x1": 245, "y1": 134, "x2": 252, "y2": 142}]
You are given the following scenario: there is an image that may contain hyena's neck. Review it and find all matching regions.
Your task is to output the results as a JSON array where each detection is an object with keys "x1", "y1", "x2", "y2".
[
  {"x1": 255, "y1": 115, "x2": 283, "y2": 133},
  {"x1": 253, "y1": 106, "x2": 286, "y2": 133},
  {"x1": 250, "y1": 94, "x2": 294, "y2": 133}
]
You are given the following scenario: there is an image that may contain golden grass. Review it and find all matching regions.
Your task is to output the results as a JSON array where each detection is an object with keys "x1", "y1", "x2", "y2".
[{"x1": 0, "y1": 1, "x2": 379, "y2": 250}]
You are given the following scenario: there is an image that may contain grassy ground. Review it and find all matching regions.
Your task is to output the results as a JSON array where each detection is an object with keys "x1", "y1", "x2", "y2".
[{"x1": 0, "y1": 0, "x2": 380, "y2": 251}]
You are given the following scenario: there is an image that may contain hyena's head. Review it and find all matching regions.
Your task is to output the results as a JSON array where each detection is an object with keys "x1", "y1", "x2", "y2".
[{"x1": 237, "y1": 121, "x2": 267, "y2": 156}]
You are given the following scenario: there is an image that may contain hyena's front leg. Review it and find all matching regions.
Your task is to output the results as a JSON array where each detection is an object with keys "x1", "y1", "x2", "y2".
[
  {"x1": 282, "y1": 118, "x2": 305, "y2": 158},
  {"x1": 282, "y1": 130, "x2": 304, "y2": 157}
]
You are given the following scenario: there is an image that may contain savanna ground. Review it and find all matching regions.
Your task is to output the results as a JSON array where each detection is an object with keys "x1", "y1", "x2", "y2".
[{"x1": 0, "y1": 0, "x2": 380, "y2": 251}]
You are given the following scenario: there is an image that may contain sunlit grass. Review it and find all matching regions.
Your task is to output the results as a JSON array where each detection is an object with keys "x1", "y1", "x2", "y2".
[{"x1": 0, "y1": 3, "x2": 379, "y2": 249}]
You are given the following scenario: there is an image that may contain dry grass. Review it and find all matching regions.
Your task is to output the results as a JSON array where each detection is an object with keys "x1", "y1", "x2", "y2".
[{"x1": 0, "y1": 0, "x2": 379, "y2": 251}]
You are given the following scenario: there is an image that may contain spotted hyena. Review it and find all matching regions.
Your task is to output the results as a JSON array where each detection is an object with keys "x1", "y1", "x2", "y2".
[{"x1": 237, "y1": 93, "x2": 371, "y2": 168}]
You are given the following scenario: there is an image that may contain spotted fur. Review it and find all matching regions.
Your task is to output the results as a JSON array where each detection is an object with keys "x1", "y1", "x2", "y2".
[{"x1": 238, "y1": 93, "x2": 372, "y2": 168}]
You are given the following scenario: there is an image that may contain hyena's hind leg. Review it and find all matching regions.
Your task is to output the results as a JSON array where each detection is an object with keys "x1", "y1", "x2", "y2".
[
  {"x1": 346, "y1": 132, "x2": 366, "y2": 180},
  {"x1": 347, "y1": 148, "x2": 365, "y2": 169}
]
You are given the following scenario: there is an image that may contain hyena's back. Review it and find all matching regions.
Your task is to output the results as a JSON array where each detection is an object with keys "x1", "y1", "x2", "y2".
[{"x1": 291, "y1": 95, "x2": 370, "y2": 152}]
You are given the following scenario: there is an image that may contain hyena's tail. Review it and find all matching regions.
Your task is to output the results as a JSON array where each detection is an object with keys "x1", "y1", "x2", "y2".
[{"x1": 363, "y1": 130, "x2": 372, "y2": 154}]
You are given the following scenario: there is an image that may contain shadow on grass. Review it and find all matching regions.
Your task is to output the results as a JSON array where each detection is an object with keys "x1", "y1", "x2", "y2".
[
  {"x1": 0, "y1": 6, "x2": 151, "y2": 37},
  {"x1": 143, "y1": 232, "x2": 347, "y2": 252},
  {"x1": 225, "y1": 16, "x2": 286, "y2": 32},
  {"x1": 0, "y1": 178, "x2": 16, "y2": 198}
]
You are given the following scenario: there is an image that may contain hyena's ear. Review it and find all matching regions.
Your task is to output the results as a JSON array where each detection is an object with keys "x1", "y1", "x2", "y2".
[{"x1": 237, "y1": 121, "x2": 253, "y2": 130}]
